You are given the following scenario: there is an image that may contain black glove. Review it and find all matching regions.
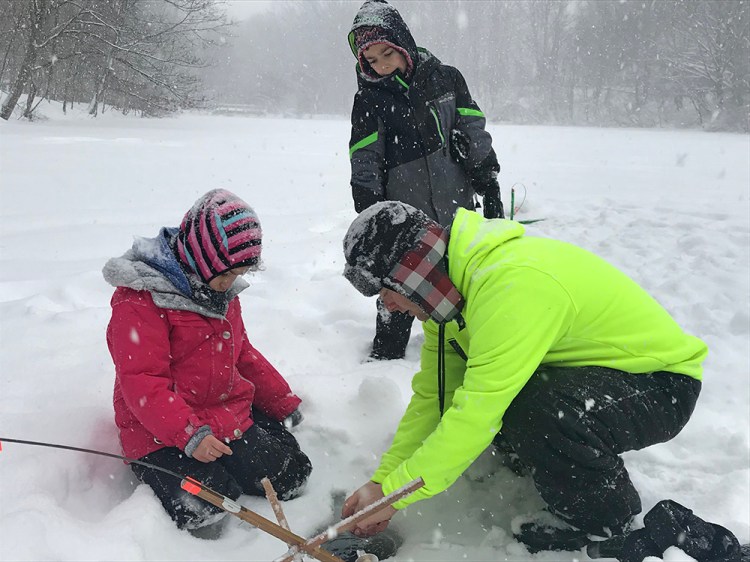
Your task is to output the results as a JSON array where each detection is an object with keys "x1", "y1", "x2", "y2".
[
  {"x1": 353, "y1": 186, "x2": 385, "y2": 214},
  {"x1": 449, "y1": 128, "x2": 471, "y2": 163},
  {"x1": 483, "y1": 188, "x2": 505, "y2": 219},
  {"x1": 283, "y1": 408, "x2": 303, "y2": 429},
  {"x1": 474, "y1": 170, "x2": 504, "y2": 219}
]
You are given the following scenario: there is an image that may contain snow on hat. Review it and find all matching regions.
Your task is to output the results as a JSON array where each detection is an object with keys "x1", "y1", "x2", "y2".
[
  {"x1": 176, "y1": 189, "x2": 262, "y2": 283},
  {"x1": 343, "y1": 201, "x2": 464, "y2": 325}
]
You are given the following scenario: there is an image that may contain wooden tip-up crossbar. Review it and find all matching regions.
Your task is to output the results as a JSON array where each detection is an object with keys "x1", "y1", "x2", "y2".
[
  {"x1": 275, "y1": 477, "x2": 424, "y2": 562},
  {"x1": 181, "y1": 476, "x2": 425, "y2": 562}
]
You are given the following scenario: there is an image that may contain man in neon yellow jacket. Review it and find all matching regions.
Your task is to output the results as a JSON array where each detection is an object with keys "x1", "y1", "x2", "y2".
[{"x1": 340, "y1": 201, "x2": 706, "y2": 551}]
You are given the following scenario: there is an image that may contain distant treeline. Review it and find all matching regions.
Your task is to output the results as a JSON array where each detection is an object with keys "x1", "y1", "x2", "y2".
[
  {"x1": 206, "y1": 0, "x2": 749, "y2": 132},
  {"x1": 0, "y1": 0, "x2": 227, "y2": 120},
  {"x1": 2, "y1": 0, "x2": 748, "y2": 132}
]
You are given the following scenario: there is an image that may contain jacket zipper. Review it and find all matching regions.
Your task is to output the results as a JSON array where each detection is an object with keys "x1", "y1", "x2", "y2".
[{"x1": 430, "y1": 106, "x2": 447, "y2": 155}]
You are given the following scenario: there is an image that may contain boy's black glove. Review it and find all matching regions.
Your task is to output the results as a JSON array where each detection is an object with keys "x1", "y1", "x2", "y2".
[
  {"x1": 449, "y1": 128, "x2": 471, "y2": 163},
  {"x1": 472, "y1": 169, "x2": 504, "y2": 219},
  {"x1": 483, "y1": 186, "x2": 505, "y2": 219}
]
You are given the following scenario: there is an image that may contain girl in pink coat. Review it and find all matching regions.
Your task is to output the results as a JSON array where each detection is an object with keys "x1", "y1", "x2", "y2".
[{"x1": 103, "y1": 189, "x2": 311, "y2": 531}]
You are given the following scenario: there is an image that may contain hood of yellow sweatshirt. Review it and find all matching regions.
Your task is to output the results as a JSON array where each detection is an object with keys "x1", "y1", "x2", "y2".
[{"x1": 447, "y1": 208, "x2": 526, "y2": 297}]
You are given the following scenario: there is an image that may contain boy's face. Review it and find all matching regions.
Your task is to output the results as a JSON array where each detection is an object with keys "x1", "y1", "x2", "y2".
[{"x1": 362, "y1": 43, "x2": 407, "y2": 77}]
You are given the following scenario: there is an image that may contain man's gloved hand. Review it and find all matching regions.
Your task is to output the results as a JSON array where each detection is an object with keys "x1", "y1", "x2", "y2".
[
  {"x1": 449, "y1": 128, "x2": 471, "y2": 163},
  {"x1": 283, "y1": 408, "x2": 303, "y2": 430}
]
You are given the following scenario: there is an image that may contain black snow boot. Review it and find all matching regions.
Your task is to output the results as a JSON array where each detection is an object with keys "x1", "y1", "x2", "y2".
[
  {"x1": 367, "y1": 346, "x2": 406, "y2": 361},
  {"x1": 516, "y1": 522, "x2": 592, "y2": 553},
  {"x1": 641, "y1": 500, "x2": 741, "y2": 562},
  {"x1": 588, "y1": 500, "x2": 743, "y2": 562},
  {"x1": 588, "y1": 529, "x2": 661, "y2": 562}
]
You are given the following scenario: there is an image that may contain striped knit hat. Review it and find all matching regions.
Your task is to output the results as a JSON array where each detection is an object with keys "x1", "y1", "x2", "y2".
[
  {"x1": 343, "y1": 201, "x2": 464, "y2": 325},
  {"x1": 176, "y1": 189, "x2": 262, "y2": 283}
]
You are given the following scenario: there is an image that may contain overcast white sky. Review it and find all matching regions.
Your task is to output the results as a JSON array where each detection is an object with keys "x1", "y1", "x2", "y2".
[{"x1": 222, "y1": 0, "x2": 276, "y2": 21}]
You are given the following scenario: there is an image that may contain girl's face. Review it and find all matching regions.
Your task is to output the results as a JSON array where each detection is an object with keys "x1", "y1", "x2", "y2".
[
  {"x1": 209, "y1": 266, "x2": 252, "y2": 292},
  {"x1": 362, "y1": 43, "x2": 407, "y2": 77}
]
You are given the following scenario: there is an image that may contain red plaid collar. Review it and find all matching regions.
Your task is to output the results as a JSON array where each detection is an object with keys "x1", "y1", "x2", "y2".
[{"x1": 385, "y1": 224, "x2": 465, "y2": 326}]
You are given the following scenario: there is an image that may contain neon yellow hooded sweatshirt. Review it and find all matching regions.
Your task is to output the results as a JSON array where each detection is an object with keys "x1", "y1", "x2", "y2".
[{"x1": 373, "y1": 208, "x2": 707, "y2": 509}]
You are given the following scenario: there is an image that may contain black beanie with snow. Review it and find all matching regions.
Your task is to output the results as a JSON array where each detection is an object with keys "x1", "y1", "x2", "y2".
[
  {"x1": 343, "y1": 202, "x2": 464, "y2": 325},
  {"x1": 343, "y1": 202, "x2": 435, "y2": 296}
]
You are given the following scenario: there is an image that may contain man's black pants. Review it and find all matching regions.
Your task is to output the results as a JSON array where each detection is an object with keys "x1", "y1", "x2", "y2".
[
  {"x1": 132, "y1": 409, "x2": 312, "y2": 529},
  {"x1": 498, "y1": 366, "x2": 701, "y2": 534}
]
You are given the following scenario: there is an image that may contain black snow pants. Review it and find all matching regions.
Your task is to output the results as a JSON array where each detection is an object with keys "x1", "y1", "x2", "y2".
[
  {"x1": 131, "y1": 409, "x2": 312, "y2": 529},
  {"x1": 498, "y1": 366, "x2": 701, "y2": 535},
  {"x1": 371, "y1": 297, "x2": 415, "y2": 359}
]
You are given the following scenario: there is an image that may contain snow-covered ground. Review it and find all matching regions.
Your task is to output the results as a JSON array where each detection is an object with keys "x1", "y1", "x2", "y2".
[{"x1": 1, "y1": 108, "x2": 748, "y2": 561}]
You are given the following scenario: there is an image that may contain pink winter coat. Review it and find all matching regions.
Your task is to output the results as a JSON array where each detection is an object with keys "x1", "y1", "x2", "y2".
[{"x1": 107, "y1": 287, "x2": 301, "y2": 459}]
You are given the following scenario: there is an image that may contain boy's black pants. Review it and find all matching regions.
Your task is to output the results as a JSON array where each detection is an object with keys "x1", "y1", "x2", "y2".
[
  {"x1": 132, "y1": 409, "x2": 312, "y2": 529},
  {"x1": 372, "y1": 297, "x2": 414, "y2": 359},
  {"x1": 498, "y1": 366, "x2": 701, "y2": 535}
]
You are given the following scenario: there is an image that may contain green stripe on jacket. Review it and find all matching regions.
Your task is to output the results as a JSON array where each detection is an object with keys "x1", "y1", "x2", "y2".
[
  {"x1": 349, "y1": 131, "x2": 378, "y2": 159},
  {"x1": 457, "y1": 107, "x2": 484, "y2": 117}
]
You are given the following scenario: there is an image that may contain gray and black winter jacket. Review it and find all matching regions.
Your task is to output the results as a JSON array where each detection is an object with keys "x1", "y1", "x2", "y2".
[{"x1": 347, "y1": 0, "x2": 500, "y2": 226}]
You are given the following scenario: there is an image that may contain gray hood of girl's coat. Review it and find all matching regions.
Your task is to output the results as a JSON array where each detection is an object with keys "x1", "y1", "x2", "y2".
[{"x1": 102, "y1": 227, "x2": 248, "y2": 319}]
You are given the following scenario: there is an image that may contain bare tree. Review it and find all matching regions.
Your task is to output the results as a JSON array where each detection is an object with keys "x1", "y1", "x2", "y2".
[
  {"x1": 84, "y1": 0, "x2": 228, "y2": 116},
  {"x1": 664, "y1": 0, "x2": 750, "y2": 128},
  {"x1": 2, "y1": 0, "x2": 49, "y2": 120},
  {"x1": 0, "y1": 0, "x2": 227, "y2": 120}
]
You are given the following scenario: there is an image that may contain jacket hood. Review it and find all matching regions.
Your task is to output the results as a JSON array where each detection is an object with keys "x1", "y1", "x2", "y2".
[
  {"x1": 103, "y1": 227, "x2": 248, "y2": 319},
  {"x1": 447, "y1": 209, "x2": 526, "y2": 297},
  {"x1": 348, "y1": 0, "x2": 419, "y2": 81}
]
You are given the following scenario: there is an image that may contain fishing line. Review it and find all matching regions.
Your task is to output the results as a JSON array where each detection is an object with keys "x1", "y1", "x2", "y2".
[{"x1": 0, "y1": 437, "x2": 185, "y2": 481}]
